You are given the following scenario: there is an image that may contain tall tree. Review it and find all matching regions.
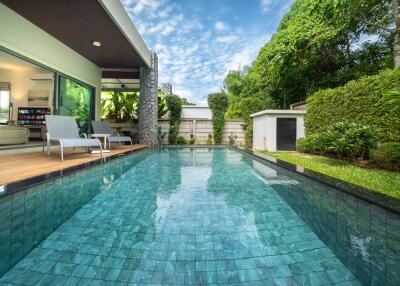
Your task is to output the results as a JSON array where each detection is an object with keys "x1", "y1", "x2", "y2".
[{"x1": 225, "y1": 0, "x2": 395, "y2": 109}]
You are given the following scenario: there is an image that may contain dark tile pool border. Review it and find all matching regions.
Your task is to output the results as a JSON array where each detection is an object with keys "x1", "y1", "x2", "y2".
[
  {"x1": 0, "y1": 146, "x2": 148, "y2": 197},
  {"x1": 230, "y1": 146, "x2": 400, "y2": 215}
]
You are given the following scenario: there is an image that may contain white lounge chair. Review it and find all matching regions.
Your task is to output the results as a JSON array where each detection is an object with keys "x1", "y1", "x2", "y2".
[
  {"x1": 91, "y1": 120, "x2": 132, "y2": 150},
  {"x1": 45, "y1": 115, "x2": 103, "y2": 161}
]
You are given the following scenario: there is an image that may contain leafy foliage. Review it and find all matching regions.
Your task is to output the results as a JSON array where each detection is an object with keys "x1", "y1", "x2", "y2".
[
  {"x1": 176, "y1": 135, "x2": 195, "y2": 145},
  {"x1": 228, "y1": 133, "x2": 238, "y2": 146},
  {"x1": 177, "y1": 136, "x2": 187, "y2": 145},
  {"x1": 188, "y1": 134, "x2": 196, "y2": 144},
  {"x1": 100, "y1": 91, "x2": 139, "y2": 121},
  {"x1": 305, "y1": 68, "x2": 400, "y2": 142},
  {"x1": 224, "y1": 0, "x2": 394, "y2": 111},
  {"x1": 371, "y1": 142, "x2": 400, "y2": 171},
  {"x1": 165, "y1": 95, "x2": 182, "y2": 144},
  {"x1": 158, "y1": 97, "x2": 168, "y2": 119},
  {"x1": 59, "y1": 78, "x2": 92, "y2": 134},
  {"x1": 206, "y1": 134, "x2": 213, "y2": 145},
  {"x1": 382, "y1": 86, "x2": 400, "y2": 111},
  {"x1": 297, "y1": 122, "x2": 378, "y2": 161},
  {"x1": 208, "y1": 92, "x2": 229, "y2": 144},
  {"x1": 181, "y1": 98, "x2": 195, "y2": 105}
]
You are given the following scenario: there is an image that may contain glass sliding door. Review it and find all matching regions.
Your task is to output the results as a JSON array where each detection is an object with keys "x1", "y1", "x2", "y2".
[
  {"x1": 58, "y1": 76, "x2": 94, "y2": 134},
  {"x1": 0, "y1": 83, "x2": 11, "y2": 124}
]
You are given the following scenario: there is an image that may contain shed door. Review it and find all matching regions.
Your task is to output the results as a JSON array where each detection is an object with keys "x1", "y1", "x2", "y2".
[{"x1": 276, "y1": 118, "x2": 297, "y2": 150}]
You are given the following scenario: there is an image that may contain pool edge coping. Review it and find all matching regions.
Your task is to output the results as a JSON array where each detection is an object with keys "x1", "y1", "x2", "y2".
[
  {"x1": 0, "y1": 146, "x2": 149, "y2": 197},
  {"x1": 230, "y1": 146, "x2": 400, "y2": 215}
]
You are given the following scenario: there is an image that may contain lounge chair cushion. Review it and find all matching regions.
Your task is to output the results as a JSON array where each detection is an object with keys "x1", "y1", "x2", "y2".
[
  {"x1": 91, "y1": 121, "x2": 114, "y2": 135},
  {"x1": 109, "y1": 136, "x2": 132, "y2": 143},
  {"x1": 59, "y1": 138, "x2": 101, "y2": 148}
]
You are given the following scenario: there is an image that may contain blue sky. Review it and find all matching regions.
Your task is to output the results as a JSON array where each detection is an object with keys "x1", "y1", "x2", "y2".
[{"x1": 122, "y1": 0, "x2": 294, "y2": 104}]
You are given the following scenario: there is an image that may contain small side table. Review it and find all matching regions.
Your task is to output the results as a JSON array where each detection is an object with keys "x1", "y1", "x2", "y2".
[{"x1": 90, "y1": 133, "x2": 111, "y2": 153}]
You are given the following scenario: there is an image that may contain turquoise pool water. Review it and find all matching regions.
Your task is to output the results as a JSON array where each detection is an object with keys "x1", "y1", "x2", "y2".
[{"x1": 0, "y1": 147, "x2": 399, "y2": 285}]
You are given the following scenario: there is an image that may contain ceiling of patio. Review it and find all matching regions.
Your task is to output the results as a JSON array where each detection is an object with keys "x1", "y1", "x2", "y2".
[
  {"x1": 101, "y1": 70, "x2": 140, "y2": 91},
  {"x1": 0, "y1": 0, "x2": 145, "y2": 69}
]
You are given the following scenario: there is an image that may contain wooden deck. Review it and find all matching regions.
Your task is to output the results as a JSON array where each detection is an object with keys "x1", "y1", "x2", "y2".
[{"x1": 0, "y1": 145, "x2": 146, "y2": 185}]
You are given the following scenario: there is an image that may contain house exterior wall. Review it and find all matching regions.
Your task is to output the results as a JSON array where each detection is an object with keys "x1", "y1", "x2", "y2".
[
  {"x1": 181, "y1": 106, "x2": 212, "y2": 120},
  {"x1": 252, "y1": 111, "x2": 305, "y2": 151},
  {"x1": 0, "y1": 3, "x2": 103, "y2": 119}
]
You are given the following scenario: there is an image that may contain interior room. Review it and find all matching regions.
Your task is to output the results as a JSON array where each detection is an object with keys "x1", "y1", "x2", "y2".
[
  {"x1": 0, "y1": 49, "x2": 96, "y2": 151},
  {"x1": 0, "y1": 50, "x2": 54, "y2": 146}
]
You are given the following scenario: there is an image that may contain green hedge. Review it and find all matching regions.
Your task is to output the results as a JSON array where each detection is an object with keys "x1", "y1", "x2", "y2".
[
  {"x1": 165, "y1": 95, "x2": 182, "y2": 144},
  {"x1": 305, "y1": 68, "x2": 400, "y2": 142},
  {"x1": 208, "y1": 92, "x2": 228, "y2": 144}
]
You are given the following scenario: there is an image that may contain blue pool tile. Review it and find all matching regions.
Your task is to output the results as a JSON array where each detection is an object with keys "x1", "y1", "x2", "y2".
[{"x1": 1, "y1": 148, "x2": 396, "y2": 286}]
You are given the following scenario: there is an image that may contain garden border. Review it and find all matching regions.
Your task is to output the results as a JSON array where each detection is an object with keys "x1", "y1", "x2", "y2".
[{"x1": 232, "y1": 146, "x2": 400, "y2": 214}]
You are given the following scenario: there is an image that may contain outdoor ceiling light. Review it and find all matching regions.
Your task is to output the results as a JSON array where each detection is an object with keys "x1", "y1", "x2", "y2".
[{"x1": 92, "y1": 41, "x2": 101, "y2": 47}]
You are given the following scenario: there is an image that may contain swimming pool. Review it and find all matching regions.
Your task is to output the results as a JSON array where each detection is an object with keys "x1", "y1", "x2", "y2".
[{"x1": 0, "y1": 147, "x2": 399, "y2": 285}]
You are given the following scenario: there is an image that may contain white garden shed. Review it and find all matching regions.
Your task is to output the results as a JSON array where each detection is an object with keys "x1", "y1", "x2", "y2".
[{"x1": 251, "y1": 110, "x2": 306, "y2": 151}]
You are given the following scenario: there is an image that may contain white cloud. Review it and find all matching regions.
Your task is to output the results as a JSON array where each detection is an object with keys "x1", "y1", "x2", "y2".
[
  {"x1": 173, "y1": 88, "x2": 194, "y2": 100},
  {"x1": 215, "y1": 21, "x2": 227, "y2": 31},
  {"x1": 122, "y1": 0, "x2": 284, "y2": 104},
  {"x1": 260, "y1": 0, "x2": 273, "y2": 13},
  {"x1": 215, "y1": 35, "x2": 238, "y2": 44},
  {"x1": 123, "y1": 0, "x2": 163, "y2": 14}
]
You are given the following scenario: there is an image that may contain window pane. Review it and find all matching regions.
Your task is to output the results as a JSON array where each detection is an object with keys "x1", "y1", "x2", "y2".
[
  {"x1": 59, "y1": 77, "x2": 92, "y2": 134},
  {"x1": 0, "y1": 90, "x2": 10, "y2": 123}
]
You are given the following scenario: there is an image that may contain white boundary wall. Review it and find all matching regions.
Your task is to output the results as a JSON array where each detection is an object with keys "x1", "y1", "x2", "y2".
[{"x1": 159, "y1": 119, "x2": 245, "y2": 146}]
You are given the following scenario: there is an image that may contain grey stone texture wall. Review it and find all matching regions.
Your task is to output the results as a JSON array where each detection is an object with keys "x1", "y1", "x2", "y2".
[{"x1": 138, "y1": 52, "x2": 158, "y2": 145}]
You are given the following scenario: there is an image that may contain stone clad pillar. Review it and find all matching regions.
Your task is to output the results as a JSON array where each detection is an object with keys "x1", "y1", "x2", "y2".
[{"x1": 138, "y1": 52, "x2": 158, "y2": 145}]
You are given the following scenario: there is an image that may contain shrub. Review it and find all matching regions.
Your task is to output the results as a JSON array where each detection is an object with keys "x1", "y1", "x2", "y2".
[
  {"x1": 296, "y1": 138, "x2": 312, "y2": 153},
  {"x1": 305, "y1": 68, "x2": 400, "y2": 142},
  {"x1": 206, "y1": 134, "x2": 213, "y2": 144},
  {"x1": 296, "y1": 133, "x2": 331, "y2": 154},
  {"x1": 208, "y1": 92, "x2": 229, "y2": 144},
  {"x1": 326, "y1": 123, "x2": 378, "y2": 160},
  {"x1": 244, "y1": 123, "x2": 253, "y2": 150},
  {"x1": 371, "y1": 142, "x2": 400, "y2": 171},
  {"x1": 168, "y1": 126, "x2": 178, "y2": 145},
  {"x1": 296, "y1": 122, "x2": 378, "y2": 161},
  {"x1": 228, "y1": 132, "x2": 237, "y2": 146},
  {"x1": 165, "y1": 95, "x2": 182, "y2": 144},
  {"x1": 188, "y1": 134, "x2": 196, "y2": 144},
  {"x1": 177, "y1": 136, "x2": 187, "y2": 145}
]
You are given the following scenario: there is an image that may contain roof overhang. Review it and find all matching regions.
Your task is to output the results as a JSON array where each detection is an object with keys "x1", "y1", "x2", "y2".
[
  {"x1": 0, "y1": 0, "x2": 151, "y2": 69},
  {"x1": 251, "y1": 109, "x2": 307, "y2": 118},
  {"x1": 101, "y1": 69, "x2": 140, "y2": 91}
]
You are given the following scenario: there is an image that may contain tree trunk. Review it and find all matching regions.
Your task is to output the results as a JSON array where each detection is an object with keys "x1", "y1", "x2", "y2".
[{"x1": 392, "y1": 0, "x2": 400, "y2": 66}]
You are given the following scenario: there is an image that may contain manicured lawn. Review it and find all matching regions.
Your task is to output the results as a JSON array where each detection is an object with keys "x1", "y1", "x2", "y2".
[{"x1": 260, "y1": 151, "x2": 400, "y2": 199}]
